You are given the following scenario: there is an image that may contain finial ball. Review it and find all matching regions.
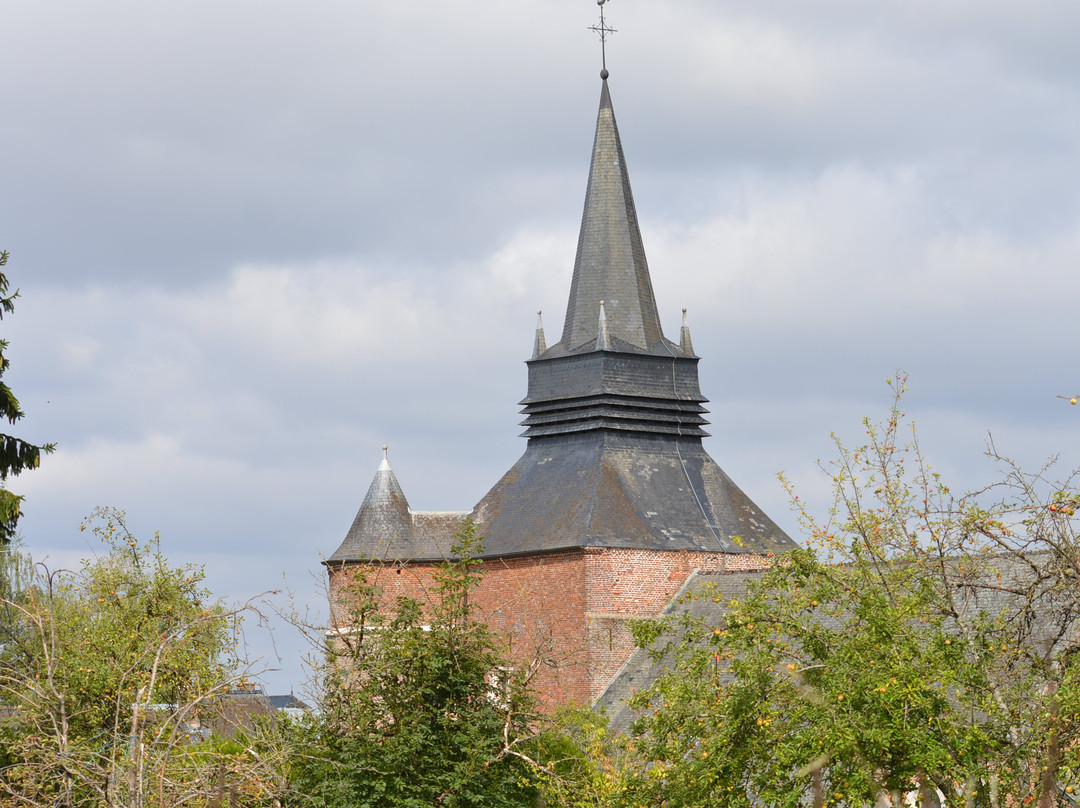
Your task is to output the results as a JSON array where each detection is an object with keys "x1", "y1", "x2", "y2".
[
  {"x1": 600, "y1": 68, "x2": 609, "y2": 80},
  {"x1": 382, "y1": 444, "x2": 388, "y2": 452},
  {"x1": 597, "y1": 0, "x2": 606, "y2": 5}
]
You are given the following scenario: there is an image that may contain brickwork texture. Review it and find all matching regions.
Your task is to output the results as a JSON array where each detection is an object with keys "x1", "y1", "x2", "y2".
[{"x1": 328, "y1": 548, "x2": 772, "y2": 708}]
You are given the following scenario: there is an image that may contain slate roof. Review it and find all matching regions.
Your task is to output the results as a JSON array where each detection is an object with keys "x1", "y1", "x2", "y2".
[
  {"x1": 267, "y1": 693, "x2": 311, "y2": 712},
  {"x1": 327, "y1": 449, "x2": 467, "y2": 563},
  {"x1": 596, "y1": 554, "x2": 1080, "y2": 732},
  {"x1": 596, "y1": 568, "x2": 760, "y2": 732},
  {"x1": 470, "y1": 77, "x2": 796, "y2": 557},
  {"x1": 473, "y1": 433, "x2": 792, "y2": 557},
  {"x1": 328, "y1": 75, "x2": 795, "y2": 563}
]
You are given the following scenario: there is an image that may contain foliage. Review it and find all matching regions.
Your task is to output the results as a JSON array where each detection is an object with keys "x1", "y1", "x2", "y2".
[
  {"x1": 291, "y1": 520, "x2": 542, "y2": 808},
  {"x1": 0, "y1": 251, "x2": 55, "y2": 543},
  {"x1": 0, "y1": 508, "x2": 275, "y2": 807},
  {"x1": 624, "y1": 376, "x2": 1080, "y2": 807},
  {"x1": 529, "y1": 707, "x2": 640, "y2": 808}
]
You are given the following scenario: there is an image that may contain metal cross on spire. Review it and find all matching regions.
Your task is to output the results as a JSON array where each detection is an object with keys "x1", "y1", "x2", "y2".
[{"x1": 588, "y1": 0, "x2": 616, "y2": 79}]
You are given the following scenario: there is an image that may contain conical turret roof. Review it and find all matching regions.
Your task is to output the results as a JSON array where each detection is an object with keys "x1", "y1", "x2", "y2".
[
  {"x1": 558, "y1": 79, "x2": 666, "y2": 354},
  {"x1": 328, "y1": 448, "x2": 416, "y2": 562}
]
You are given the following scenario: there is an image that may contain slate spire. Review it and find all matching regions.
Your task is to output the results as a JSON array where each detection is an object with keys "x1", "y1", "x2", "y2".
[
  {"x1": 519, "y1": 76, "x2": 708, "y2": 441},
  {"x1": 475, "y1": 71, "x2": 795, "y2": 558},
  {"x1": 560, "y1": 79, "x2": 664, "y2": 353}
]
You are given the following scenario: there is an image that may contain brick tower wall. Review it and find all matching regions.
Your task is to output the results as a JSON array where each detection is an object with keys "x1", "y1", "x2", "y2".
[
  {"x1": 326, "y1": 548, "x2": 772, "y2": 709},
  {"x1": 583, "y1": 548, "x2": 773, "y2": 702},
  {"x1": 326, "y1": 551, "x2": 591, "y2": 709}
]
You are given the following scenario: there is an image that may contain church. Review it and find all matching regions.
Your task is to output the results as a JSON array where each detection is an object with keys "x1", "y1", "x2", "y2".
[{"x1": 325, "y1": 67, "x2": 796, "y2": 709}]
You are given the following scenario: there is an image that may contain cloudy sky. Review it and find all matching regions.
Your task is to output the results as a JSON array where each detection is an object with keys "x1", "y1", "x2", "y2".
[{"x1": 3, "y1": 0, "x2": 1079, "y2": 692}]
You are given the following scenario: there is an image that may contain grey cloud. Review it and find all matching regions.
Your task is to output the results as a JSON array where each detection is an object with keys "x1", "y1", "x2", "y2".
[{"x1": 4, "y1": 0, "x2": 1080, "y2": 692}]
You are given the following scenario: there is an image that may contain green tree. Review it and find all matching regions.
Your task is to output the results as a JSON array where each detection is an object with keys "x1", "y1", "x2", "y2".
[
  {"x1": 0, "y1": 508, "x2": 267, "y2": 807},
  {"x1": 623, "y1": 376, "x2": 1080, "y2": 807},
  {"x1": 625, "y1": 549, "x2": 1010, "y2": 807},
  {"x1": 292, "y1": 521, "x2": 542, "y2": 808},
  {"x1": 0, "y1": 250, "x2": 55, "y2": 543}
]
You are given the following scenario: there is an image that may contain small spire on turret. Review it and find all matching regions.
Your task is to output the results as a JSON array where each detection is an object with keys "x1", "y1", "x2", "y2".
[
  {"x1": 679, "y1": 308, "x2": 694, "y2": 355},
  {"x1": 380, "y1": 444, "x2": 390, "y2": 470},
  {"x1": 532, "y1": 310, "x2": 547, "y2": 359},
  {"x1": 597, "y1": 300, "x2": 611, "y2": 351}
]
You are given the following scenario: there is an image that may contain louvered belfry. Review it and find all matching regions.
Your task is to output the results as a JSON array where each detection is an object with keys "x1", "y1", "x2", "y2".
[{"x1": 471, "y1": 78, "x2": 793, "y2": 559}]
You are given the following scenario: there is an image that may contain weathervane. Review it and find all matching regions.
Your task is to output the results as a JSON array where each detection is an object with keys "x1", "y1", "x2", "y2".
[{"x1": 588, "y1": 0, "x2": 616, "y2": 79}]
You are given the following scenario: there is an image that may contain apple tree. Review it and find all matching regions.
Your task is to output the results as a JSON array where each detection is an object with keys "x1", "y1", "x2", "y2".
[{"x1": 623, "y1": 377, "x2": 1080, "y2": 807}]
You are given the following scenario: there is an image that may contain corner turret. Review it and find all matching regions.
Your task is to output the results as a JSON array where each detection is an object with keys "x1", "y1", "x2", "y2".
[{"x1": 328, "y1": 447, "x2": 416, "y2": 562}]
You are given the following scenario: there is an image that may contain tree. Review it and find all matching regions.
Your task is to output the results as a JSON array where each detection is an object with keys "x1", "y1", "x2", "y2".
[
  {"x1": 529, "y1": 707, "x2": 640, "y2": 808},
  {"x1": 291, "y1": 521, "x2": 544, "y2": 808},
  {"x1": 624, "y1": 548, "x2": 1011, "y2": 807},
  {"x1": 0, "y1": 508, "x2": 280, "y2": 807},
  {"x1": 0, "y1": 250, "x2": 55, "y2": 543},
  {"x1": 623, "y1": 376, "x2": 1080, "y2": 807}
]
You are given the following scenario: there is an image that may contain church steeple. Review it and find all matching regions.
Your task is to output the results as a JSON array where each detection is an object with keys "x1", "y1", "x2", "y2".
[
  {"x1": 330, "y1": 45, "x2": 797, "y2": 718},
  {"x1": 518, "y1": 75, "x2": 708, "y2": 441},
  {"x1": 559, "y1": 79, "x2": 665, "y2": 353}
]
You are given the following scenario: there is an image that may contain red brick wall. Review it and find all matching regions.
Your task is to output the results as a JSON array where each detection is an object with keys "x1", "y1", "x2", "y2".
[
  {"x1": 582, "y1": 548, "x2": 773, "y2": 701},
  {"x1": 327, "y1": 548, "x2": 772, "y2": 708},
  {"x1": 327, "y1": 552, "x2": 591, "y2": 709},
  {"x1": 471, "y1": 552, "x2": 589, "y2": 708}
]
